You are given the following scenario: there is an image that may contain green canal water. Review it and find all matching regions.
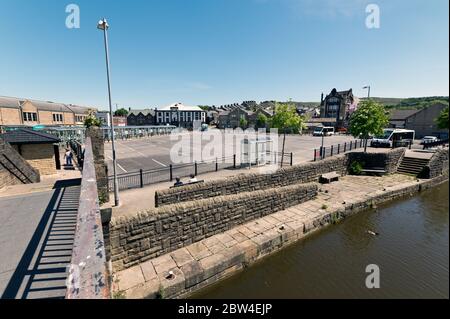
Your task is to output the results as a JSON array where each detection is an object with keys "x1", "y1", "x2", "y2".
[{"x1": 192, "y1": 182, "x2": 449, "y2": 299}]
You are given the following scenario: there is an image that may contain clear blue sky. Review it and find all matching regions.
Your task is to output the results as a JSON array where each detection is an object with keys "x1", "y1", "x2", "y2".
[{"x1": 0, "y1": 0, "x2": 448, "y2": 110}]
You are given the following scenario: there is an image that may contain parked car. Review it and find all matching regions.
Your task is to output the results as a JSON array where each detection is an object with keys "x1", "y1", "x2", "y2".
[{"x1": 421, "y1": 136, "x2": 438, "y2": 145}]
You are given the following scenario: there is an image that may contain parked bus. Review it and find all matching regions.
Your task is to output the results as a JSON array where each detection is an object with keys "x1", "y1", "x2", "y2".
[
  {"x1": 313, "y1": 126, "x2": 335, "y2": 137},
  {"x1": 371, "y1": 129, "x2": 415, "y2": 148}
]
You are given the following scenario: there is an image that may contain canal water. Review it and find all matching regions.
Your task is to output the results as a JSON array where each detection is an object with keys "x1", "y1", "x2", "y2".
[{"x1": 192, "y1": 182, "x2": 449, "y2": 299}]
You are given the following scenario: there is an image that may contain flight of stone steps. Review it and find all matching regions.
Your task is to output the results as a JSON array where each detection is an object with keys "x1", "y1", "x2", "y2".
[{"x1": 397, "y1": 156, "x2": 430, "y2": 176}]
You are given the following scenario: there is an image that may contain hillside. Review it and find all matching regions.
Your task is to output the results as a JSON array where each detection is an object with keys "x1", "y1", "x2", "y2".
[{"x1": 360, "y1": 96, "x2": 449, "y2": 110}]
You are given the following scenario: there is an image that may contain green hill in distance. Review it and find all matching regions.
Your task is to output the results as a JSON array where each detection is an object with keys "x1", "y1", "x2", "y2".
[{"x1": 360, "y1": 96, "x2": 449, "y2": 110}]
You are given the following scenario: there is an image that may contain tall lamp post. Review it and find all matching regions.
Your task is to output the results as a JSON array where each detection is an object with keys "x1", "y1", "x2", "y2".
[
  {"x1": 363, "y1": 85, "x2": 371, "y2": 99},
  {"x1": 98, "y1": 18, "x2": 120, "y2": 206}
]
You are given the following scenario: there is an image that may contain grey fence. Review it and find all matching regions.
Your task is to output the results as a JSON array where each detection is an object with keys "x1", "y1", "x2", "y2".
[{"x1": 108, "y1": 152, "x2": 293, "y2": 191}]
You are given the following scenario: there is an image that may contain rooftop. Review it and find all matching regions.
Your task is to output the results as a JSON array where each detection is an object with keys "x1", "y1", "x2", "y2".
[{"x1": 1, "y1": 128, "x2": 61, "y2": 144}]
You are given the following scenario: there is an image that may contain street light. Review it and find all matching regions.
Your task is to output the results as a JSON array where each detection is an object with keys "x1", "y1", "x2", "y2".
[
  {"x1": 98, "y1": 18, "x2": 120, "y2": 207},
  {"x1": 363, "y1": 85, "x2": 371, "y2": 99}
]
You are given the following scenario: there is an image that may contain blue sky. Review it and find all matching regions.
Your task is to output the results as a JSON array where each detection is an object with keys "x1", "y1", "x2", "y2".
[{"x1": 0, "y1": 0, "x2": 448, "y2": 110}]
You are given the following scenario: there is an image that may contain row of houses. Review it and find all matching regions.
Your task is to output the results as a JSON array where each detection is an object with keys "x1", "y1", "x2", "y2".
[
  {"x1": 0, "y1": 95, "x2": 93, "y2": 128},
  {"x1": 98, "y1": 103, "x2": 207, "y2": 128}
]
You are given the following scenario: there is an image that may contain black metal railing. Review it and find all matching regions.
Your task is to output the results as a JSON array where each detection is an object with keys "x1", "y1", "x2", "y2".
[
  {"x1": 108, "y1": 152, "x2": 293, "y2": 191},
  {"x1": 314, "y1": 139, "x2": 365, "y2": 161},
  {"x1": 423, "y1": 139, "x2": 449, "y2": 150},
  {"x1": 68, "y1": 140, "x2": 84, "y2": 167}
]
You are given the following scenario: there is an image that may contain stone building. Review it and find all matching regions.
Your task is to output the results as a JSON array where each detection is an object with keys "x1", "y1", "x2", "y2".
[
  {"x1": 319, "y1": 88, "x2": 358, "y2": 129},
  {"x1": 389, "y1": 103, "x2": 449, "y2": 139},
  {"x1": 127, "y1": 109, "x2": 156, "y2": 126},
  {"x1": 1, "y1": 128, "x2": 61, "y2": 175},
  {"x1": 155, "y1": 103, "x2": 206, "y2": 128},
  {"x1": 0, "y1": 95, "x2": 94, "y2": 128}
]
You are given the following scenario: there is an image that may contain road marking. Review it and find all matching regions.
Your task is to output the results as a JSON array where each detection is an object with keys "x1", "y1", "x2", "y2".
[
  {"x1": 152, "y1": 159, "x2": 167, "y2": 167},
  {"x1": 117, "y1": 163, "x2": 128, "y2": 173}
]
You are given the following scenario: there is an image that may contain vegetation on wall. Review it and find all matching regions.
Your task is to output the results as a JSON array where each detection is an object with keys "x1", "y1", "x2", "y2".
[
  {"x1": 436, "y1": 106, "x2": 449, "y2": 130},
  {"x1": 84, "y1": 110, "x2": 102, "y2": 128},
  {"x1": 114, "y1": 108, "x2": 129, "y2": 117}
]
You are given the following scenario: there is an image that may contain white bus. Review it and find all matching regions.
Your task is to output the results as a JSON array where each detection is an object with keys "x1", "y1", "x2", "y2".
[
  {"x1": 371, "y1": 129, "x2": 415, "y2": 148},
  {"x1": 313, "y1": 126, "x2": 335, "y2": 137}
]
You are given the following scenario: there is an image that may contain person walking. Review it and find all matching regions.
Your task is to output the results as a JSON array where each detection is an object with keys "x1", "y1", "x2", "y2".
[{"x1": 64, "y1": 148, "x2": 73, "y2": 166}]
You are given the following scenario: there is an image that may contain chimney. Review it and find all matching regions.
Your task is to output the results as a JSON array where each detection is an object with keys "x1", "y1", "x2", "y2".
[{"x1": 321, "y1": 92, "x2": 324, "y2": 104}]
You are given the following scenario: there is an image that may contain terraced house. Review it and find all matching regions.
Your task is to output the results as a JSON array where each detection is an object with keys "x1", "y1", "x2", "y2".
[{"x1": 0, "y1": 95, "x2": 95, "y2": 128}]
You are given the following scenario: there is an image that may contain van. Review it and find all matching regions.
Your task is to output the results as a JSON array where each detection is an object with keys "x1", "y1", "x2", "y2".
[
  {"x1": 371, "y1": 129, "x2": 415, "y2": 148},
  {"x1": 313, "y1": 127, "x2": 335, "y2": 137}
]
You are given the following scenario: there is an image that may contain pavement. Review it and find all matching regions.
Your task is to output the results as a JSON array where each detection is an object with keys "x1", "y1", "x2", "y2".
[
  {"x1": 0, "y1": 156, "x2": 82, "y2": 299},
  {"x1": 112, "y1": 173, "x2": 419, "y2": 298},
  {"x1": 104, "y1": 132, "x2": 357, "y2": 174}
]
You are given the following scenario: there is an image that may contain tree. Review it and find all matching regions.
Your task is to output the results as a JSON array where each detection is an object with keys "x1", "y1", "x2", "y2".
[
  {"x1": 436, "y1": 106, "x2": 449, "y2": 130},
  {"x1": 349, "y1": 99, "x2": 389, "y2": 152},
  {"x1": 270, "y1": 102, "x2": 305, "y2": 167},
  {"x1": 84, "y1": 109, "x2": 102, "y2": 128},
  {"x1": 239, "y1": 117, "x2": 248, "y2": 129},
  {"x1": 256, "y1": 113, "x2": 268, "y2": 129},
  {"x1": 114, "y1": 108, "x2": 129, "y2": 117}
]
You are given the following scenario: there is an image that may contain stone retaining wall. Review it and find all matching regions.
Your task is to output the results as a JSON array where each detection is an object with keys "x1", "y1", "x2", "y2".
[
  {"x1": 155, "y1": 155, "x2": 347, "y2": 207},
  {"x1": 110, "y1": 183, "x2": 318, "y2": 271},
  {"x1": 420, "y1": 148, "x2": 449, "y2": 179},
  {"x1": 347, "y1": 147, "x2": 406, "y2": 173},
  {"x1": 155, "y1": 149, "x2": 406, "y2": 207}
]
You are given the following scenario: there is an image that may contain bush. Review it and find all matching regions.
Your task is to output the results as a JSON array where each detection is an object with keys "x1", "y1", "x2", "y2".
[{"x1": 349, "y1": 160, "x2": 364, "y2": 175}]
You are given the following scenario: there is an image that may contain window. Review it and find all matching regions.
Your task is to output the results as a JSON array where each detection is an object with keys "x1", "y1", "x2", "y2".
[
  {"x1": 195, "y1": 112, "x2": 200, "y2": 120},
  {"x1": 23, "y1": 112, "x2": 37, "y2": 122},
  {"x1": 53, "y1": 113, "x2": 63, "y2": 122}
]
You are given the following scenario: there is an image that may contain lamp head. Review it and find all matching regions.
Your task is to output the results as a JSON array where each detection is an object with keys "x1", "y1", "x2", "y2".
[{"x1": 97, "y1": 19, "x2": 109, "y2": 30}]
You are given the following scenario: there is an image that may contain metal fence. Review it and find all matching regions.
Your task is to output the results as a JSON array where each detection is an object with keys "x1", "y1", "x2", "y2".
[
  {"x1": 314, "y1": 139, "x2": 365, "y2": 161},
  {"x1": 108, "y1": 152, "x2": 293, "y2": 191}
]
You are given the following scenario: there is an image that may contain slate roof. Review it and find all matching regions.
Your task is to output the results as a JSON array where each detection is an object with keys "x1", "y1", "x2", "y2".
[
  {"x1": 128, "y1": 109, "x2": 156, "y2": 116},
  {"x1": 1, "y1": 128, "x2": 61, "y2": 144},
  {"x1": 389, "y1": 109, "x2": 420, "y2": 120}
]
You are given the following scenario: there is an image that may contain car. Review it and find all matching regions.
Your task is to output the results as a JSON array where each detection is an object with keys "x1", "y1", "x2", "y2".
[
  {"x1": 421, "y1": 136, "x2": 438, "y2": 145},
  {"x1": 313, "y1": 127, "x2": 335, "y2": 137}
]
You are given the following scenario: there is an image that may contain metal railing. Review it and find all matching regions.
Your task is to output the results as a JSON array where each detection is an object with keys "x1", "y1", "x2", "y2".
[
  {"x1": 422, "y1": 139, "x2": 449, "y2": 150},
  {"x1": 66, "y1": 137, "x2": 110, "y2": 299},
  {"x1": 108, "y1": 152, "x2": 293, "y2": 191},
  {"x1": 314, "y1": 139, "x2": 365, "y2": 161}
]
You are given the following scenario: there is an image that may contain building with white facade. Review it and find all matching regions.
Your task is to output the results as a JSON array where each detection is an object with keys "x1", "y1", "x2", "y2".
[{"x1": 156, "y1": 103, "x2": 206, "y2": 128}]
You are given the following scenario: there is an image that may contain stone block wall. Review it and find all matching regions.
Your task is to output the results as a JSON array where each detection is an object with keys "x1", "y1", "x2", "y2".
[
  {"x1": 420, "y1": 148, "x2": 449, "y2": 179},
  {"x1": 155, "y1": 155, "x2": 347, "y2": 207},
  {"x1": 0, "y1": 137, "x2": 40, "y2": 188},
  {"x1": 86, "y1": 127, "x2": 109, "y2": 204},
  {"x1": 110, "y1": 183, "x2": 318, "y2": 271},
  {"x1": 346, "y1": 148, "x2": 406, "y2": 174},
  {"x1": 20, "y1": 144, "x2": 57, "y2": 175}
]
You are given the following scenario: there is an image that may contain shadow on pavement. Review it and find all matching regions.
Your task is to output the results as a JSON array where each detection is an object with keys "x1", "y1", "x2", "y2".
[{"x1": 1, "y1": 178, "x2": 81, "y2": 299}]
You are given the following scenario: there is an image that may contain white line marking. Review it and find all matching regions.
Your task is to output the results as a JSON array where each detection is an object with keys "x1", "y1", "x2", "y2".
[
  {"x1": 152, "y1": 159, "x2": 167, "y2": 167},
  {"x1": 117, "y1": 163, "x2": 128, "y2": 173}
]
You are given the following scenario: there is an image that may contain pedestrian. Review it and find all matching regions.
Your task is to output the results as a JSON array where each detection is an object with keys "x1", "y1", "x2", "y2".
[
  {"x1": 188, "y1": 174, "x2": 198, "y2": 183},
  {"x1": 174, "y1": 177, "x2": 183, "y2": 187},
  {"x1": 64, "y1": 148, "x2": 73, "y2": 166}
]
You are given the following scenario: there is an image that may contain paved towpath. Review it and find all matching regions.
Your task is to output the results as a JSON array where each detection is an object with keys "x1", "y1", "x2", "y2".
[{"x1": 113, "y1": 174, "x2": 417, "y2": 298}]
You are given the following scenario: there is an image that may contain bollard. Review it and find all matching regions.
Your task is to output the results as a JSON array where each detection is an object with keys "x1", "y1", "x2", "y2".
[
  {"x1": 344, "y1": 142, "x2": 347, "y2": 152},
  {"x1": 290, "y1": 153, "x2": 293, "y2": 166},
  {"x1": 215, "y1": 158, "x2": 218, "y2": 172},
  {"x1": 194, "y1": 161, "x2": 198, "y2": 176},
  {"x1": 331, "y1": 145, "x2": 334, "y2": 156},
  {"x1": 233, "y1": 154, "x2": 236, "y2": 169},
  {"x1": 169, "y1": 164, "x2": 173, "y2": 181},
  {"x1": 314, "y1": 149, "x2": 317, "y2": 161},
  {"x1": 337, "y1": 144, "x2": 340, "y2": 154},
  {"x1": 139, "y1": 169, "x2": 144, "y2": 188}
]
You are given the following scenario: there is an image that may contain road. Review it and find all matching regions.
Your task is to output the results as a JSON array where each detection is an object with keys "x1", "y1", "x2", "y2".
[{"x1": 104, "y1": 132, "x2": 357, "y2": 174}]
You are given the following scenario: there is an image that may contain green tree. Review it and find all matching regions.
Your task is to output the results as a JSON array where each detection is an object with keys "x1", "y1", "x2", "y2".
[
  {"x1": 239, "y1": 117, "x2": 248, "y2": 129},
  {"x1": 349, "y1": 100, "x2": 389, "y2": 152},
  {"x1": 256, "y1": 113, "x2": 268, "y2": 129},
  {"x1": 114, "y1": 108, "x2": 129, "y2": 117},
  {"x1": 270, "y1": 102, "x2": 305, "y2": 167},
  {"x1": 84, "y1": 109, "x2": 102, "y2": 128},
  {"x1": 436, "y1": 106, "x2": 449, "y2": 130}
]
